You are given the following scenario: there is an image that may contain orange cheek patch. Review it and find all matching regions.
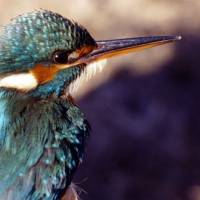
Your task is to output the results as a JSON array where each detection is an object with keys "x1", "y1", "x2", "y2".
[
  {"x1": 30, "y1": 64, "x2": 60, "y2": 85},
  {"x1": 29, "y1": 45, "x2": 96, "y2": 85}
]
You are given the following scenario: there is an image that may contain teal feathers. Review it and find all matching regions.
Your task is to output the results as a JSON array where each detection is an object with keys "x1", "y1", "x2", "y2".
[
  {"x1": 0, "y1": 10, "x2": 96, "y2": 199},
  {"x1": 0, "y1": 89, "x2": 89, "y2": 199}
]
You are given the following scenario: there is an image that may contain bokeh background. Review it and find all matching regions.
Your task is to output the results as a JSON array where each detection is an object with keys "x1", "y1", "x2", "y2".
[{"x1": 1, "y1": 1, "x2": 200, "y2": 200}]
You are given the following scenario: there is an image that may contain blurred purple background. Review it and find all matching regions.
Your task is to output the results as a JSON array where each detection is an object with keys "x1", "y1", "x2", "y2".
[{"x1": 76, "y1": 36, "x2": 200, "y2": 200}]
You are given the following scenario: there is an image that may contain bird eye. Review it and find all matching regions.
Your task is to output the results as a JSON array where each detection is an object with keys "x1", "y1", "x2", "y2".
[{"x1": 52, "y1": 50, "x2": 71, "y2": 64}]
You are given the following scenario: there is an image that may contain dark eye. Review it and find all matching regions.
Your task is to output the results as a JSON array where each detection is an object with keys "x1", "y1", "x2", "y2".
[{"x1": 52, "y1": 50, "x2": 71, "y2": 64}]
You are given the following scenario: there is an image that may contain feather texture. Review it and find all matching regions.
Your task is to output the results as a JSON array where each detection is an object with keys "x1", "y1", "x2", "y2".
[
  {"x1": 0, "y1": 90, "x2": 90, "y2": 200},
  {"x1": 68, "y1": 59, "x2": 107, "y2": 95}
]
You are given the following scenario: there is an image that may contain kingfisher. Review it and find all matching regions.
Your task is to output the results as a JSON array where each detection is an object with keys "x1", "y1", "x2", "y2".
[{"x1": 0, "y1": 10, "x2": 181, "y2": 200}]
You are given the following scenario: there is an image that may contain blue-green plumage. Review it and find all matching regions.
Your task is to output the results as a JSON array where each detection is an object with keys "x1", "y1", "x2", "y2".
[
  {"x1": 0, "y1": 10, "x2": 93, "y2": 200},
  {"x1": 0, "y1": 89, "x2": 89, "y2": 199}
]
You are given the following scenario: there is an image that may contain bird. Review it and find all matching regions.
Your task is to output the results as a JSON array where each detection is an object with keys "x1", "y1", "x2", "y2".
[{"x1": 0, "y1": 10, "x2": 181, "y2": 200}]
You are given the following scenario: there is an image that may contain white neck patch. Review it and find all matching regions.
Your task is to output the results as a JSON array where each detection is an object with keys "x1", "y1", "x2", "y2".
[
  {"x1": 0, "y1": 60, "x2": 107, "y2": 93},
  {"x1": 0, "y1": 73, "x2": 38, "y2": 91},
  {"x1": 68, "y1": 59, "x2": 107, "y2": 95}
]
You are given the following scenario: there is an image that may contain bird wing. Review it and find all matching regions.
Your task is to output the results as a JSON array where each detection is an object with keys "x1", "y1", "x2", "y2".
[{"x1": 0, "y1": 96, "x2": 89, "y2": 200}]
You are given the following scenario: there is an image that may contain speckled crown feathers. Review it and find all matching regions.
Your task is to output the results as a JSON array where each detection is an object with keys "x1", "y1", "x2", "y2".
[{"x1": 0, "y1": 10, "x2": 96, "y2": 73}]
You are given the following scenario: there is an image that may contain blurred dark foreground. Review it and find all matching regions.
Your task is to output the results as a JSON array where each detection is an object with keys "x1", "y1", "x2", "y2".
[{"x1": 75, "y1": 34, "x2": 200, "y2": 200}]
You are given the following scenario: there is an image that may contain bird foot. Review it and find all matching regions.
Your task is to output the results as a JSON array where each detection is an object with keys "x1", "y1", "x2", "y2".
[{"x1": 61, "y1": 184, "x2": 79, "y2": 200}]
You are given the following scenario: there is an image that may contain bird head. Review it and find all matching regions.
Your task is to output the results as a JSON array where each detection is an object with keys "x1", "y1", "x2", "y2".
[{"x1": 0, "y1": 10, "x2": 181, "y2": 98}]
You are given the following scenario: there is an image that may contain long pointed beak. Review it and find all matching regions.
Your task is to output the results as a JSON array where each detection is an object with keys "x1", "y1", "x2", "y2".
[{"x1": 80, "y1": 35, "x2": 181, "y2": 64}]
